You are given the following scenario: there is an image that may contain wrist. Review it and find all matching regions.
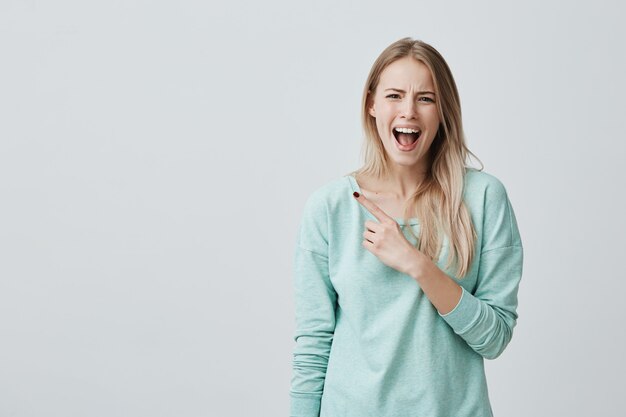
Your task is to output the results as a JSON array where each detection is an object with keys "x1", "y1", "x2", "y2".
[{"x1": 407, "y1": 247, "x2": 428, "y2": 281}]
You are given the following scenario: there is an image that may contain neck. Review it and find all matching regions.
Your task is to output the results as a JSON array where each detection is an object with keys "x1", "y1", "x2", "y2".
[{"x1": 379, "y1": 165, "x2": 428, "y2": 200}]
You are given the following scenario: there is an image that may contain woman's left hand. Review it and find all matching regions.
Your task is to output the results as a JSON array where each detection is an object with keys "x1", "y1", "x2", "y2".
[{"x1": 353, "y1": 191, "x2": 429, "y2": 278}]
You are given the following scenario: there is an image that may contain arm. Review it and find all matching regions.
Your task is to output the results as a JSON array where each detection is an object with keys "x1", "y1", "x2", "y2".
[
  {"x1": 290, "y1": 195, "x2": 337, "y2": 417},
  {"x1": 411, "y1": 179, "x2": 524, "y2": 360}
]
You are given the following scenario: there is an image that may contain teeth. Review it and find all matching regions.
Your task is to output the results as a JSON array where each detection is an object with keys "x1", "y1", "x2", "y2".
[{"x1": 394, "y1": 127, "x2": 420, "y2": 134}]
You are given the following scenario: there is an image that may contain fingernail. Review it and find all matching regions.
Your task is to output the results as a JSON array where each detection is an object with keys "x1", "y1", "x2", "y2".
[{"x1": 353, "y1": 191, "x2": 360, "y2": 198}]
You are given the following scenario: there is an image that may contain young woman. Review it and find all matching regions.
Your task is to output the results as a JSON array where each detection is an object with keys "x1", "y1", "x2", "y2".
[{"x1": 290, "y1": 37, "x2": 523, "y2": 417}]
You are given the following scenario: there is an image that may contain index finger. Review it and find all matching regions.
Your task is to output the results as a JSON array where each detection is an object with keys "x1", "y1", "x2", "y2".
[{"x1": 352, "y1": 191, "x2": 394, "y2": 223}]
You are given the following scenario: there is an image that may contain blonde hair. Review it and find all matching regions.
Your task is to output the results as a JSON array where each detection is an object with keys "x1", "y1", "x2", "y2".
[{"x1": 349, "y1": 37, "x2": 484, "y2": 278}]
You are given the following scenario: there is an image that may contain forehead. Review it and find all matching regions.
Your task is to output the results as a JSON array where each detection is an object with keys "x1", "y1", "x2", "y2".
[{"x1": 378, "y1": 57, "x2": 435, "y2": 90}]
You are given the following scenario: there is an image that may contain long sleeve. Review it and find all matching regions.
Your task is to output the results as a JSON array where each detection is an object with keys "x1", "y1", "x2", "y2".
[
  {"x1": 290, "y1": 194, "x2": 338, "y2": 417},
  {"x1": 438, "y1": 177, "x2": 524, "y2": 360}
]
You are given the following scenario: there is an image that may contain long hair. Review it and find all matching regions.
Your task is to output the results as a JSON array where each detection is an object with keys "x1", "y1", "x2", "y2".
[{"x1": 349, "y1": 37, "x2": 484, "y2": 278}]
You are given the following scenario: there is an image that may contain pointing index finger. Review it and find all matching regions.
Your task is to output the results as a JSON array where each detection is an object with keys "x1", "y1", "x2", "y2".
[{"x1": 353, "y1": 191, "x2": 393, "y2": 223}]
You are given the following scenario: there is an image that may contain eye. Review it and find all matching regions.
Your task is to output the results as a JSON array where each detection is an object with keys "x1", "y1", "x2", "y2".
[
  {"x1": 386, "y1": 94, "x2": 401, "y2": 99},
  {"x1": 419, "y1": 97, "x2": 435, "y2": 103}
]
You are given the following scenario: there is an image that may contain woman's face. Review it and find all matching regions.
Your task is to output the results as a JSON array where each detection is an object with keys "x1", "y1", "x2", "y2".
[{"x1": 368, "y1": 56, "x2": 441, "y2": 173}]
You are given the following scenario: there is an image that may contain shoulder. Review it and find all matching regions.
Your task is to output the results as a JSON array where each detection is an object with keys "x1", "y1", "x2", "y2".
[
  {"x1": 301, "y1": 175, "x2": 353, "y2": 215},
  {"x1": 464, "y1": 167, "x2": 508, "y2": 194},
  {"x1": 463, "y1": 168, "x2": 512, "y2": 209},
  {"x1": 296, "y1": 175, "x2": 352, "y2": 253},
  {"x1": 463, "y1": 168, "x2": 522, "y2": 250}
]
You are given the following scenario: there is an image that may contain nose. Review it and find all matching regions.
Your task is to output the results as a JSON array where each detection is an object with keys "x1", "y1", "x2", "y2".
[{"x1": 401, "y1": 98, "x2": 417, "y2": 119}]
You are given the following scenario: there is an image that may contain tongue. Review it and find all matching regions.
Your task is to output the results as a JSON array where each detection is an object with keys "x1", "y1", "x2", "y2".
[{"x1": 397, "y1": 133, "x2": 417, "y2": 145}]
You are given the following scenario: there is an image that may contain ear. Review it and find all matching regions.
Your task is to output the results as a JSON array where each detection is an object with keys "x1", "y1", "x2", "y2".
[{"x1": 367, "y1": 91, "x2": 376, "y2": 117}]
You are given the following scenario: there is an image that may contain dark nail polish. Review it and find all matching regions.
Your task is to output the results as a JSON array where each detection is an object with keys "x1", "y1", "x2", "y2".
[{"x1": 353, "y1": 191, "x2": 360, "y2": 198}]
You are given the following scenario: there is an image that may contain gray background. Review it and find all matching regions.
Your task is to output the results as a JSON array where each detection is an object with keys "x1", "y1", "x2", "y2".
[{"x1": 1, "y1": 0, "x2": 624, "y2": 416}]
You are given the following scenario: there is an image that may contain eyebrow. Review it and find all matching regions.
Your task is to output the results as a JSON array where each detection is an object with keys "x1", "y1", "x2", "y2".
[{"x1": 384, "y1": 88, "x2": 436, "y2": 95}]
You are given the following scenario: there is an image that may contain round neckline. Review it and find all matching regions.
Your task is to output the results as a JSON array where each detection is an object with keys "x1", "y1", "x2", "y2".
[{"x1": 346, "y1": 174, "x2": 419, "y2": 226}]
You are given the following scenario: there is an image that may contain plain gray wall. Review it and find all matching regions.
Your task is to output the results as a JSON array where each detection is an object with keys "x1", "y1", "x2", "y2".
[{"x1": 1, "y1": 0, "x2": 624, "y2": 416}]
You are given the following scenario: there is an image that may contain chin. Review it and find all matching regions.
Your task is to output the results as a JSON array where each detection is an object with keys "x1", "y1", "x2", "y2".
[{"x1": 385, "y1": 153, "x2": 419, "y2": 165}]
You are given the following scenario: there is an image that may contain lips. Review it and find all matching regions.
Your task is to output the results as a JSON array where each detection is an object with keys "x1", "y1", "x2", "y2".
[{"x1": 392, "y1": 126, "x2": 421, "y2": 146}]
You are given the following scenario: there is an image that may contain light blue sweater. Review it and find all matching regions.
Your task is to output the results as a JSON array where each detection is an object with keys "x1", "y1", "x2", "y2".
[{"x1": 290, "y1": 169, "x2": 524, "y2": 417}]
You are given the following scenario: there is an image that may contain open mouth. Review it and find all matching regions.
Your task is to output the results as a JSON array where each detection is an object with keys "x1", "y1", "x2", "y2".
[{"x1": 392, "y1": 127, "x2": 421, "y2": 149}]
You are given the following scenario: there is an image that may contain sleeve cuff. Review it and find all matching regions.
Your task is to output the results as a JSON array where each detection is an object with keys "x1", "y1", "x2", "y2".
[
  {"x1": 438, "y1": 286, "x2": 482, "y2": 334},
  {"x1": 290, "y1": 393, "x2": 321, "y2": 417}
]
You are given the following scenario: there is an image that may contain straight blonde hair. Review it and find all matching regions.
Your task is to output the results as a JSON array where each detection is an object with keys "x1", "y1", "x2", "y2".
[{"x1": 349, "y1": 37, "x2": 484, "y2": 278}]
